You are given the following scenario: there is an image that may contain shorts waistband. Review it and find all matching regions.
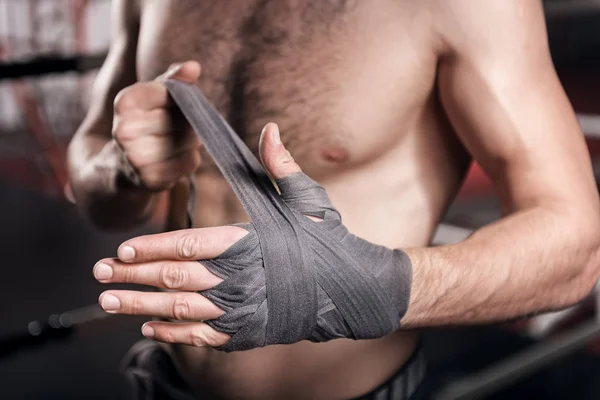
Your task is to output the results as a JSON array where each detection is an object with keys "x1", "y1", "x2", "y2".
[
  {"x1": 356, "y1": 343, "x2": 427, "y2": 400},
  {"x1": 122, "y1": 340, "x2": 427, "y2": 400}
]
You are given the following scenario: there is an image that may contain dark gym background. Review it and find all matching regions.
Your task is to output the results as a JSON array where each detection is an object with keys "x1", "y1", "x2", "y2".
[{"x1": 1, "y1": 1, "x2": 600, "y2": 398}]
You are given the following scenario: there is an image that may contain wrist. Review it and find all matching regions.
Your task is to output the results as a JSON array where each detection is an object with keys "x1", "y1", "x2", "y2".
[
  {"x1": 101, "y1": 140, "x2": 146, "y2": 193},
  {"x1": 77, "y1": 140, "x2": 149, "y2": 198}
]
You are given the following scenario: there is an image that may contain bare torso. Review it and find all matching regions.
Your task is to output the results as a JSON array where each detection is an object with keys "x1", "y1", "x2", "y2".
[{"x1": 137, "y1": 0, "x2": 469, "y2": 398}]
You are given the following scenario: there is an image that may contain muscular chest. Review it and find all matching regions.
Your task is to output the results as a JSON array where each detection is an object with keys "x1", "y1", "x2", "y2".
[{"x1": 137, "y1": 0, "x2": 436, "y2": 175}]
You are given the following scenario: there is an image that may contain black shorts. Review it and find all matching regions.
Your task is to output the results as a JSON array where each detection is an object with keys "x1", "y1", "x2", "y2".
[{"x1": 122, "y1": 340, "x2": 428, "y2": 400}]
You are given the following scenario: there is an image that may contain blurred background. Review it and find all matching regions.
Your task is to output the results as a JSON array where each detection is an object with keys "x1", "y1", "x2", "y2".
[{"x1": 1, "y1": 0, "x2": 600, "y2": 398}]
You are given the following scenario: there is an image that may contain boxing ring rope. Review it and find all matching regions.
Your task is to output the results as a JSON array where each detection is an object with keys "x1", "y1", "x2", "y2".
[
  {"x1": 433, "y1": 319, "x2": 600, "y2": 400},
  {"x1": 0, "y1": 303, "x2": 111, "y2": 359},
  {"x1": 544, "y1": 0, "x2": 600, "y2": 17},
  {"x1": 545, "y1": 0, "x2": 600, "y2": 17},
  {"x1": 576, "y1": 114, "x2": 600, "y2": 138},
  {"x1": 430, "y1": 220, "x2": 600, "y2": 399},
  {"x1": 432, "y1": 224, "x2": 473, "y2": 245},
  {"x1": 0, "y1": 52, "x2": 106, "y2": 81}
]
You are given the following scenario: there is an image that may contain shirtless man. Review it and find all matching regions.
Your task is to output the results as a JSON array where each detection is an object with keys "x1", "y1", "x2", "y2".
[{"x1": 67, "y1": 1, "x2": 600, "y2": 399}]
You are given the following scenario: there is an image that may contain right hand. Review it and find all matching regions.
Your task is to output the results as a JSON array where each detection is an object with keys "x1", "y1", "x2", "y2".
[{"x1": 112, "y1": 61, "x2": 202, "y2": 191}]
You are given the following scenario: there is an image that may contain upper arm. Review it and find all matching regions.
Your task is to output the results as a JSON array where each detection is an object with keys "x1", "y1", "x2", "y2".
[
  {"x1": 436, "y1": 1, "x2": 598, "y2": 215},
  {"x1": 68, "y1": 0, "x2": 140, "y2": 164}
]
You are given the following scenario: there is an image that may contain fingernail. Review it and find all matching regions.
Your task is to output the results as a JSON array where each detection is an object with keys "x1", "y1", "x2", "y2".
[
  {"x1": 93, "y1": 263, "x2": 113, "y2": 281},
  {"x1": 165, "y1": 63, "x2": 183, "y2": 78},
  {"x1": 119, "y1": 246, "x2": 135, "y2": 262},
  {"x1": 100, "y1": 294, "x2": 121, "y2": 312},
  {"x1": 271, "y1": 124, "x2": 281, "y2": 144},
  {"x1": 142, "y1": 324, "x2": 155, "y2": 338},
  {"x1": 260, "y1": 124, "x2": 269, "y2": 137}
]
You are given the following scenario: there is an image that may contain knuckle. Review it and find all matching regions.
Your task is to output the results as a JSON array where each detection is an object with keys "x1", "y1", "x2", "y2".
[
  {"x1": 120, "y1": 266, "x2": 137, "y2": 284},
  {"x1": 113, "y1": 86, "x2": 135, "y2": 113},
  {"x1": 113, "y1": 122, "x2": 134, "y2": 142},
  {"x1": 189, "y1": 327, "x2": 207, "y2": 347},
  {"x1": 160, "y1": 263, "x2": 188, "y2": 289},
  {"x1": 113, "y1": 83, "x2": 144, "y2": 113},
  {"x1": 111, "y1": 118, "x2": 125, "y2": 140},
  {"x1": 187, "y1": 150, "x2": 202, "y2": 170},
  {"x1": 139, "y1": 169, "x2": 162, "y2": 191},
  {"x1": 138, "y1": 163, "x2": 172, "y2": 191},
  {"x1": 190, "y1": 327, "x2": 228, "y2": 348},
  {"x1": 163, "y1": 330, "x2": 177, "y2": 344},
  {"x1": 154, "y1": 108, "x2": 170, "y2": 125},
  {"x1": 176, "y1": 233, "x2": 202, "y2": 259},
  {"x1": 172, "y1": 295, "x2": 192, "y2": 320},
  {"x1": 126, "y1": 151, "x2": 143, "y2": 169},
  {"x1": 129, "y1": 295, "x2": 144, "y2": 315}
]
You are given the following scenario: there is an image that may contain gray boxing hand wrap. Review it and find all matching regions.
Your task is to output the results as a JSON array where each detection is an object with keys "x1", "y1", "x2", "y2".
[
  {"x1": 165, "y1": 80, "x2": 412, "y2": 352},
  {"x1": 202, "y1": 173, "x2": 412, "y2": 351}
]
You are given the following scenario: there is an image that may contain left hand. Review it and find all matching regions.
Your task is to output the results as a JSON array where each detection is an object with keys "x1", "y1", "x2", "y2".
[{"x1": 94, "y1": 122, "x2": 306, "y2": 347}]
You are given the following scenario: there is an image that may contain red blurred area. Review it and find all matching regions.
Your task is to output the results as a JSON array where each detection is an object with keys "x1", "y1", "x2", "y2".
[{"x1": 459, "y1": 137, "x2": 600, "y2": 200}]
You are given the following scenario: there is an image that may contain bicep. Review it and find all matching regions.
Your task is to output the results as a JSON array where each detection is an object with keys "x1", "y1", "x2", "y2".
[
  {"x1": 69, "y1": 0, "x2": 139, "y2": 161},
  {"x1": 437, "y1": 0, "x2": 596, "y2": 213}
]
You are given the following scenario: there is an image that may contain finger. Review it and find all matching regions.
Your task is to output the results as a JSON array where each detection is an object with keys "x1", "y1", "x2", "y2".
[
  {"x1": 117, "y1": 226, "x2": 249, "y2": 263},
  {"x1": 93, "y1": 258, "x2": 222, "y2": 291},
  {"x1": 126, "y1": 134, "x2": 200, "y2": 168},
  {"x1": 156, "y1": 61, "x2": 201, "y2": 84},
  {"x1": 259, "y1": 122, "x2": 302, "y2": 180},
  {"x1": 99, "y1": 290, "x2": 223, "y2": 320},
  {"x1": 114, "y1": 62, "x2": 201, "y2": 114},
  {"x1": 141, "y1": 321, "x2": 229, "y2": 348},
  {"x1": 113, "y1": 110, "x2": 201, "y2": 159},
  {"x1": 135, "y1": 150, "x2": 201, "y2": 191},
  {"x1": 114, "y1": 81, "x2": 169, "y2": 114},
  {"x1": 113, "y1": 108, "x2": 171, "y2": 142},
  {"x1": 258, "y1": 123, "x2": 333, "y2": 221}
]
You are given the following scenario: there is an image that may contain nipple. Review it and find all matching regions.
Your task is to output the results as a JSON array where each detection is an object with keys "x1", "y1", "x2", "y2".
[{"x1": 321, "y1": 145, "x2": 349, "y2": 163}]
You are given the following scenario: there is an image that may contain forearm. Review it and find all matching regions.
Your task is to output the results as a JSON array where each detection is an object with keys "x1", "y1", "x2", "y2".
[
  {"x1": 402, "y1": 205, "x2": 600, "y2": 328},
  {"x1": 68, "y1": 136, "x2": 157, "y2": 230}
]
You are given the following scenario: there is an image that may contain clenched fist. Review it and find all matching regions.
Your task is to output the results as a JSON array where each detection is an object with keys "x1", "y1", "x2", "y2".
[{"x1": 113, "y1": 61, "x2": 202, "y2": 191}]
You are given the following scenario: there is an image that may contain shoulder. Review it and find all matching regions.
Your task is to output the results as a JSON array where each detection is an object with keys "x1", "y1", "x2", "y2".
[{"x1": 427, "y1": 0, "x2": 548, "y2": 57}]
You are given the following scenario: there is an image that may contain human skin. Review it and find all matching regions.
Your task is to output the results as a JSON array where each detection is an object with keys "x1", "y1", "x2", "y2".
[{"x1": 68, "y1": 1, "x2": 600, "y2": 399}]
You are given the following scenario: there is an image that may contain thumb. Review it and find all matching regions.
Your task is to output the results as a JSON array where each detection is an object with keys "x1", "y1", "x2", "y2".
[
  {"x1": 259, "y1": 122, "x2": 302, "y2": 180},
  {"x1": 259, "y1": 123, "x2": 341, "y2": 221},
  {"x1": 157, "y1": 60, "x2": 201, "y2": 83}
]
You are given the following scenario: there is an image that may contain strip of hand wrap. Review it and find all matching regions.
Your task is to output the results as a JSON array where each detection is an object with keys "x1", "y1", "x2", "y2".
[{"x1": 165, "y1": 80, "x2": 412, "y2": 352}]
